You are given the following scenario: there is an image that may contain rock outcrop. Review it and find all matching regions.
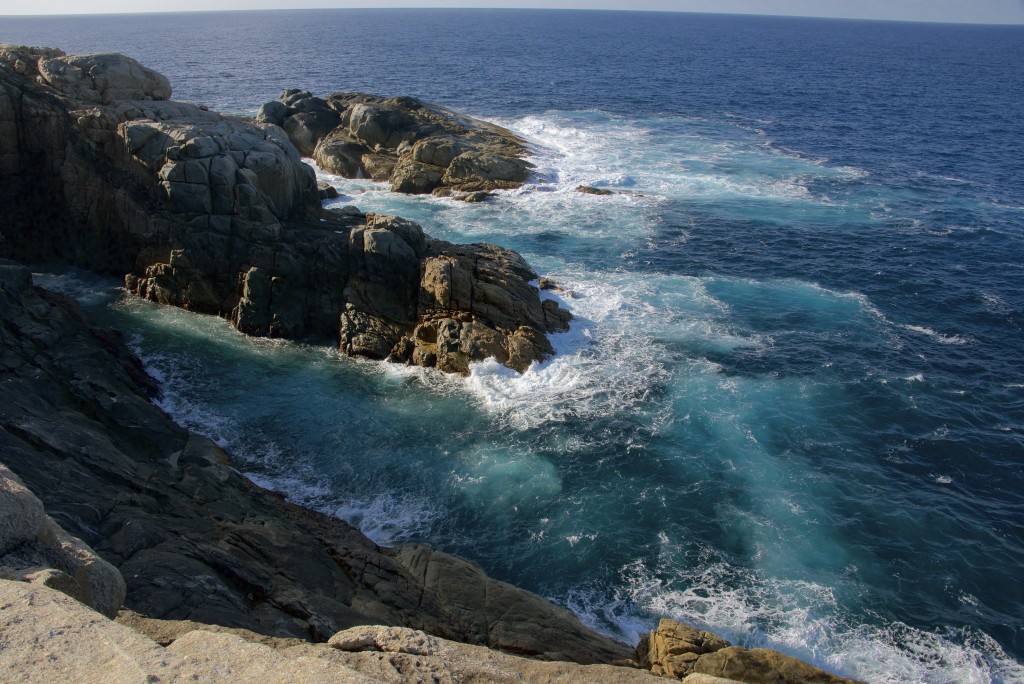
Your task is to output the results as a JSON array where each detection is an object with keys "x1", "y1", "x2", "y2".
[
  {"x1": 0, "y1": 580, "x2": 657, "y2": 683},
  {"x1": 0, "y1": 461, "x2": 126, "y2": 618},
  {"x1": 259, "y1": 89, "x2": 533, "y2": 195},
  {"x1": 0, "y1": 261, "x2": 622, "y2": 664},
  {"x1": 0, "y1": 45, "x2": 569, "y2": 374},
  {"x1": 636, "y1": 619, "x2": 860, "y2": 684}
]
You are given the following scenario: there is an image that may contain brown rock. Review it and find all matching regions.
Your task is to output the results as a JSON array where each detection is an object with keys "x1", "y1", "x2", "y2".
[
  {"x1": 694, "y1": 647, "x2": 860, "y2": 684},
  {"x1": 636, "y1": 619, "x2": 731, "y2": 678}
]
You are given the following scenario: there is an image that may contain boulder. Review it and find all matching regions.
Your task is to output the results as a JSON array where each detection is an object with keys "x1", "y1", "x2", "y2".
[
  {"x1": 390, "y1": 157, "x2": 444, "y2": 194},
  {"x1": 283, "y1": 109, "x2": 341, "y2": 156},
  {"x1": 315, "y1": 134, "x2": 371, "y2": 176},
  {"x1": 442, "y1": 150, "x2": 532, "y2": 191}
]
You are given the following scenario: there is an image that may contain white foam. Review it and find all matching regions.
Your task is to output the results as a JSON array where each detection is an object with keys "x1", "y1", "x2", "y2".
[
  {"x1": 327, "y1": 492, "x2": 443, "y2": 546},
  {"x1": 566, "y1": 558, "x2": 1024, "y2": 684},
  {"x1": 903, "y1": 324, "x2": 970, "y2": 346}
]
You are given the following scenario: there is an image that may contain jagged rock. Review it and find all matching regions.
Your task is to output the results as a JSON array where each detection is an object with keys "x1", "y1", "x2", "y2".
[
  {"x1": 636, "y1": 619, "x2": 860, "y2": 684},
  {"x1": 0, "y1": 47, "x2": 570, "y2": 375},
  {"x1": 361, "y1": 153, "x2": 397, "y2": 180},
  {"x1": 263, "y1": 89, "x2": 534, "y2": 194},
  {"x1": 576, "y1": 185, "x2": 614, "y2": 195},
  {"x1": 329, "y1": 625, "x2": 443, "y2": 656},
  {"x1": 636, "y1": 618, "x2": 731, "y2": 679}
]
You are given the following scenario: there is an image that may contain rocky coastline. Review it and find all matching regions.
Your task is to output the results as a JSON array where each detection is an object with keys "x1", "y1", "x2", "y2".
[{"x1": 0, "y1": 45, "x2": 860, "y2": 683}]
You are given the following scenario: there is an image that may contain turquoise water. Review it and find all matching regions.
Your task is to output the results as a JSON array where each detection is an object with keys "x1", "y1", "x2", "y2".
[{"x1": 11, "y1": 9, "x2": 1024, "y2": 682}]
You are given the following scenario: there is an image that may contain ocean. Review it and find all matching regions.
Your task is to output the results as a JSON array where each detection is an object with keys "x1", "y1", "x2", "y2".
[{"x1": 3, "y1": 9, "x2": 1023, "y2": 682}]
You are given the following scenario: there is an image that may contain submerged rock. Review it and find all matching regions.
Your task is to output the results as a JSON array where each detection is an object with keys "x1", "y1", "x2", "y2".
[
  {"x1": 576, "y1": 184, "x2": 614, "y2": 195},
  {"x1": 0, "y1": 45, "x2": 569, "y2": 374},
  {"x1": 266, "y1": 89, "x2": 533, "y2": 195}
]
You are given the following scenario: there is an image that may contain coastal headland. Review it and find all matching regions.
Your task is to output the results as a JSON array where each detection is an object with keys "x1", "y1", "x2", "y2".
[{"x1": 0, "y1": 45, "x2": 858, "y2": 683}]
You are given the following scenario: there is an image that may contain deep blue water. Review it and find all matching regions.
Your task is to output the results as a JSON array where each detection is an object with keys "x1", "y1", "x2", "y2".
[{"x1": 5, "y1": 10, "x2": 1024, "y2": 682}]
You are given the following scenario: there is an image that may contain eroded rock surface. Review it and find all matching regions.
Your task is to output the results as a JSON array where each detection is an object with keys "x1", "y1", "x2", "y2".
[
  {"x1": 0, "y1": 46, "x2": 568, "y2": 374},
  {"x1": 260, "y1": 89, "x2": 533, "y2": 195}
]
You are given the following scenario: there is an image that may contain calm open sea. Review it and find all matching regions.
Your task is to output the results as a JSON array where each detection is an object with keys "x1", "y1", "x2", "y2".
[{"x1": 5, "y1": 9, "x2": 1024, "y2": 682}]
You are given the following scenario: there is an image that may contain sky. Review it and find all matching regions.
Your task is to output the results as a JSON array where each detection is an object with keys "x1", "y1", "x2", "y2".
[{"x1": 2, "y1": 0, "x2": 1023, "y2": 24}]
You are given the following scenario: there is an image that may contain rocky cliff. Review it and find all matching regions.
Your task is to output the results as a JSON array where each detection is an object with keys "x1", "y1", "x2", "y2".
[{"x1": 0, "y1": 45, "x2": 569, "y2": 375}]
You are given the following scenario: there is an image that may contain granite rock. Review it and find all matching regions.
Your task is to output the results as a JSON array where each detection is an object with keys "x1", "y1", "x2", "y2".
[{"x1": 0, "y1": 46, "x2": 570, "y2": 375}]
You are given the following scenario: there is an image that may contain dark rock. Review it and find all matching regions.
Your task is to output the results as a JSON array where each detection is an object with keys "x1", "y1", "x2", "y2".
[
  {"x1": 0, "y1": 46, "x2": 570, "y2": 375},
  {"x1": 317, "y1": 181, "x2": 339, "y2": 200},
  {"x1": 314, "y1": 134, "x2": 370, "y2": 177},
  {"x1": 576, "y1": 185, "x2": 614, "y2": 195},
  {"x1": 0, "y1": 264, "x2": 619, "y2": 663},
  {"x1": 255, "y1": 99, "x2": 290, "y2": 126}
]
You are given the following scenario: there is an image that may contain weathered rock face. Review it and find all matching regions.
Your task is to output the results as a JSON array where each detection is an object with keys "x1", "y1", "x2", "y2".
[
  {"x1": 0, "y1": 462, "x2": 127, "y2": 619},
  {"x1": 0, "y1": 46, "x2": 570, "y2": 374},
  {"x1": 265, "y1": 89, "x2": 533, "y2": 195},
  {"x1": 0, "y1": 263, "x2": 617, "y2": 663},
  {"x1": 636, "y1": 619, "x2": 861, "y2": 684}
]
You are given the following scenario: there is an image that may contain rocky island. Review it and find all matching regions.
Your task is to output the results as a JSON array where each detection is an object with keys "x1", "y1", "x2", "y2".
[{"x1": 0, "y1": 45, "x2": 858, "y2": 684}]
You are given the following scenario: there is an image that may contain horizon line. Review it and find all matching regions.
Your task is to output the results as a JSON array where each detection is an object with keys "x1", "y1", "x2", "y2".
[{"x1": 2, "y1": 6, "x2": 1023, "y2": 27}]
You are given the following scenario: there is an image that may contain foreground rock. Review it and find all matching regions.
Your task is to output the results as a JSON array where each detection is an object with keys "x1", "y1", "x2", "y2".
[
  {"x1": 259, "y1": 89, "x2": 533, "y2": 195},
  {"x1": 0, "y1": 581, "x2": 658, "y2": 683},
  {"x1": 0, "y1": 261, "x2": 624, "y2": 664},
  {"x1": 636, "y1": 619, "x2": 860, "y2": 684},
  {"x1": 0, "y1": 45, "x2": 569, "y2": 374}
]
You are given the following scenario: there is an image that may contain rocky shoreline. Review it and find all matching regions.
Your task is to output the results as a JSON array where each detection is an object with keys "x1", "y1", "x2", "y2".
[{"x1": 0, "y1": 45, "x2": 860, "y2": 683}]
